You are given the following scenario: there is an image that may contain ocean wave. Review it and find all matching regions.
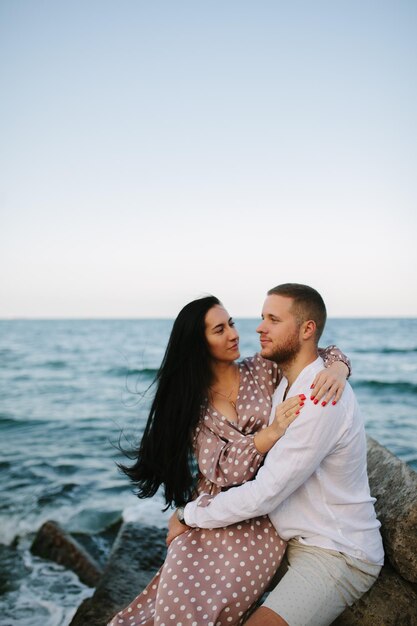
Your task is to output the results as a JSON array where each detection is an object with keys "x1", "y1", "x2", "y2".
[
  {"x1": 353, "y1": 347, "x2": 417, "y2": 354},
  {"x1": 0, "y1": 413, "x2": 48, "y2": 429},
  {"x1": 67, "y1": 507, "x2": 123, "y2": 534},
  {"x1": 42, "y1": 359, "x2": 68, "y2": 369},
  {"x1": 0, "y1": 412, "x2": 15, "y2": 425},
  {"x1": 37, "y1": 483, "x2": 79, "y2": 506},
  {"x1": 37, "y1": 383, "x2": 81, "y2": 395},
  {"x1": 353, "y1": 380, "x2": 417, "y2": 394},
  {"x1": 12, "y1": 374, "x2": 32, "y2": 382},
  {"x1": 0, "y1": 544, "x2": 92, "y2": 626},
  {"x1": 0, "y1": 348, "x2": 14, "y2": 358},
  {"x1": 105, "y1": 366, "x2": 158, "y2": 379}
]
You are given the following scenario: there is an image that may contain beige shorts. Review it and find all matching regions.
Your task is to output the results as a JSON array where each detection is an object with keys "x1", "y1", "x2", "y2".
[{"x1": 262, "y1": 539, "x2": 382, "y2": 626}]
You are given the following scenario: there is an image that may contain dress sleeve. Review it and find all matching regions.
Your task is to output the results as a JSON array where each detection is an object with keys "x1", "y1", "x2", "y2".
[
  {"x1": 194, "y1": 420, "x2": 265, "y2": 489},
  {"x1": 318, "y1": 345, "x2": 352, "y2": 378},
  {"x1": 248, "y1": 353, "x2": 283, "y2": 389}
]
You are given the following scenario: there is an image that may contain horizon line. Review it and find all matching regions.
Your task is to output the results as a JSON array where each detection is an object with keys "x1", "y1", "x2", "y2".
[{"x1": 1, "y1": 315, "x2": 416, "y2": 321}]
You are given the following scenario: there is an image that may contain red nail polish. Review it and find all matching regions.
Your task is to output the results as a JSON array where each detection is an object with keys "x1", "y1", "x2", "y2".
[
  {"x1": 299, "y1": 394, "x2": 306, "y2": 400},
  {"x1": 321, "y1": 401, "x2": 327, "y2": 406},
  {"x1": 314, "y1": 399, "x2": 318, "y2": 405},
  {"x1": 295, "y1": 410, "x2": 300, "y2": 415},
  {"x1": 332, "y1": 400, "x2": 337, "y2": 405},
  {"x1": 310, "y1": 384, "x2": 315, "y2": 389},
  {"x1": 310, "y1": 395, "x2": 315, "y2": 400}
]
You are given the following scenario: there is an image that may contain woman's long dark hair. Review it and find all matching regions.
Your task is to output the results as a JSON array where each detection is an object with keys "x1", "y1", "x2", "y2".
[{"x1": 119, "y1": 295, "x2": 220, "y2": 508}]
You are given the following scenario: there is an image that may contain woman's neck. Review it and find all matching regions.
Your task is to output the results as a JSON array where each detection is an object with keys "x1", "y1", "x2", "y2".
[
  {"x1": 208, "y1": 361, "x2": 240, "y2": 421},
  {"x1": 210, "y1": 360, "x2": 239, "y2": 387}
]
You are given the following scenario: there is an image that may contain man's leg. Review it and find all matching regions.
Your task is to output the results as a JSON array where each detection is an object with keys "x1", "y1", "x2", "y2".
[{"x1": 246, "y1": 540, "x2": 381, "y2": 626}]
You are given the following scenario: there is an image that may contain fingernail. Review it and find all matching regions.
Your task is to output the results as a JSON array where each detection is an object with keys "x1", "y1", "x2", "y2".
[
  {"x1": 310, "y1": 395, "x2": 315, "y2": 400},
  {"x1": 300, "y1": 402, "x2": 304, "y2": 407},
  {"x1": 299, "y1": 394, "x2": 306, "y2": 400},
  {"x1": 321, "y1": 401, "x2": 327, "y2": 406},
  {"x1": 314, "y1": 399, "x2": 318, "y2": 404},
  {"x1": 310, "y1": 384, "x2": 315, "y2": 389},
  {"x1": 332, "y1": 400, "x2": 337, "y2": 405},
  {"x1": 295, "y1": 410, "x2": 300, "y2": 415}
]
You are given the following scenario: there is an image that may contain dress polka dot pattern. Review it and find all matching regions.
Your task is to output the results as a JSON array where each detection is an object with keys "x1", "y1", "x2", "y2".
[{"x1": 107, "y1": 355, "x2": 286, "y2": 626}]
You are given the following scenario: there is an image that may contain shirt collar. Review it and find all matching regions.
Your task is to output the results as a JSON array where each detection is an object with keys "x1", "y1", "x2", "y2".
[{"x1": 278, "y1": 356, "x2": 324, "y2": 397}]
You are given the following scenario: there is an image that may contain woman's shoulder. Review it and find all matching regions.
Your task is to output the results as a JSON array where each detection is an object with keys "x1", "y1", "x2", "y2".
[{"x1": 239, "y1": 353, "x2": 280, "y2": 394}]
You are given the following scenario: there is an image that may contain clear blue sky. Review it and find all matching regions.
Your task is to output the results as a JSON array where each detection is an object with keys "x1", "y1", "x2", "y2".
[{"x1": 1, "y1": 0, "x2": 416, "y2": 318}]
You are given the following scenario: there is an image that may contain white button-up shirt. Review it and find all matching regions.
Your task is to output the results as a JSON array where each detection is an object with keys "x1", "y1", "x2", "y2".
[{"x1": 184, "y1": 357, "x2": 384, "y2": 565}]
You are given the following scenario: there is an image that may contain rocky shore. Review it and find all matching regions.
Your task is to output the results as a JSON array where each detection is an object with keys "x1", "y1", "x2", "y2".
[{"x1": 31, "y1": 437, "x2": 417, "y2": 625}]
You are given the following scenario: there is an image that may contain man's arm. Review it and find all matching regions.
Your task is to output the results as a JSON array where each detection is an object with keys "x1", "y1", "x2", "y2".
[{"x1": 184, "y1": 395, "x2": 348, "y2": 528}]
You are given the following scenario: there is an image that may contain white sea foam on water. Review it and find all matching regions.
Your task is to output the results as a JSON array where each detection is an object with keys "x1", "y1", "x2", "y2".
[
  {"x1": 122, "y1": 492, "x2": 172, "y2": 528},
  {"x1": 0, "y1": 547, "x2": 94, "y2": 626}
]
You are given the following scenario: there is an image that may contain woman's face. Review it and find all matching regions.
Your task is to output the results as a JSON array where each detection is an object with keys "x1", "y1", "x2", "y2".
[{"x1": 204, "y1": 305, "x2": 240, "y2": 362}]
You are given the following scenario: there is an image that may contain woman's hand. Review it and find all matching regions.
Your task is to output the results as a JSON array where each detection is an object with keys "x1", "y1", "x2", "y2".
[
  {"x1": 310, "y1": 361, "x2": 349, "y2": 406},
  {"x1": 272, "y1": 395, "x2": 305, "y2": 438},
  {"x1": 166, "y1": 510, "x2": 190, "y2": 547},
  {"x1": 254, "y1": 394, "x2": 304, "y2": 453}
]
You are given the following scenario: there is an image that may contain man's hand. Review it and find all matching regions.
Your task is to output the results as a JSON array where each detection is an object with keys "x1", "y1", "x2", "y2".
[{"x1": 166, "y1": 510, "x2": 190, "y2": 546}]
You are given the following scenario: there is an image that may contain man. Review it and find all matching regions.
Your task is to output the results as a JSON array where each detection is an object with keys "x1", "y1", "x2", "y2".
[{"x1": 168, "y1": 283, "x2": 384, "y2": 626}]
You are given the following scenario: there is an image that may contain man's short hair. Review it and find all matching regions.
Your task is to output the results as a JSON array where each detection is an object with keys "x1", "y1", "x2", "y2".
[{"x1": 267, "y1": 283, "x2": 327, "y2": 341}]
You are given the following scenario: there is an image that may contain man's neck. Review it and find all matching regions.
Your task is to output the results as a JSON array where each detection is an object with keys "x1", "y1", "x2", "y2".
[{"x1": 281, "y1": 348, "x2": 319, "y2": 388}]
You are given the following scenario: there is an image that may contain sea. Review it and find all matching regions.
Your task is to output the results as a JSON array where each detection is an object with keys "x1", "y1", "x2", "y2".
[{"x1": 0, "y1": 318, "x2": 416, "y2": 626}]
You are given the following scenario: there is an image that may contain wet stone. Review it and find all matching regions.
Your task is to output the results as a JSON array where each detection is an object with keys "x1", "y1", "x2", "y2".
[
  {"x1": 366, "y1": 436, "x2": 417, "y2": 583},
  {"x1": 334, "y1": 561, "x2": 417, "y2": 625},
  {"x1": 31, "y1": 520, "x2": 102, "y2": 587},
  {"x1": 69, "y1": 522, "x2": 166, "y2": 626},
  {"x1": 72, "y1": 519, "x2": 122, "y2": 569}
]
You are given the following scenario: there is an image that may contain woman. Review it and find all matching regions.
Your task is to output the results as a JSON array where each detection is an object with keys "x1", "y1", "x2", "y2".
[{"x1": 108, "y1": 296, "x2": 350, "y2": 626}]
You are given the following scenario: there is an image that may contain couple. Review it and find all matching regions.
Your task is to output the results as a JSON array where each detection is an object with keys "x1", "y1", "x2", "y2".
[{"x1": 109, "y1": 284, "x2": 383, "y2": 626}]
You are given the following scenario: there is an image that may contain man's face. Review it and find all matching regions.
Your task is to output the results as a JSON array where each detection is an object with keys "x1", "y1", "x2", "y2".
[{"x1": 256, "y1": 294, "x2": 301, "y2": 365}]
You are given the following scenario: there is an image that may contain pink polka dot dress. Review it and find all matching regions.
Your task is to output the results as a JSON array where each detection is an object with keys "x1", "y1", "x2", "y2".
[{"x1": 108, "y1": 355, "x2": 286, "y2": 626}]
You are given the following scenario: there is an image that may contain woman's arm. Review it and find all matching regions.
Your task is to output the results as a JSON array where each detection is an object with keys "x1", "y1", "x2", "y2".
[
  {"x1": 313, "y1": 345, "x2": 351, "y2": 404},
  {"x1": 319, "y1": 345, "x2": 351, "y2": 377},
  {"x1": 253, "y1": 394, "x2": 304, "y2": 453},
  {"x1": 168, "y1": 404, "x2": 302, "y2": 545},
  {"x1": 254, "y1": 344, "x2": 351, "y2": 451},
  {"x1": 195, "y1": 394, "x2": 305, "y2": 481},
  {"x1": 258, "y1": 344, "x2": 351, "y2": 394},
  {"x1": 194, "y1": 422, "x2": 266, "y2": 488}
]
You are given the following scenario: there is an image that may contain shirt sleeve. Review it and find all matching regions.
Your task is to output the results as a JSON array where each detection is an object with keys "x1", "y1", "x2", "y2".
[
  {"x1": 194, "y1": 421, "x2": 265, "y2": 488},
  {"x1": 318, "y1": 345, "x2": 352, "y2": 378},
  {"x1": 185, "y1": 396, "x2": 350, "y2": 528}
]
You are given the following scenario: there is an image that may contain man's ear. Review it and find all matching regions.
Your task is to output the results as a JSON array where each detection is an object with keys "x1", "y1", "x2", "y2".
[{"x1": 301, "y1": 319, "x2": 316, "y2": 340}]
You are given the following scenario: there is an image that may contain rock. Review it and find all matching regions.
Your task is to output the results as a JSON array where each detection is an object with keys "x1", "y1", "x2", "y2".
[
  {"x1": 331, "y1": 438, "x2": 417, "y2": 624},
  {"x1": 366, "y1": 436, "x2": 417, "y2": 583},
  {"x1": 334, "y1": 561, "x2": 417, "y2": 625},
  {"x1": 31, "y1": 520, "x2": 102, "y2": 587},
  {"x1": 72, "y1": 520, "x2": 122, "y2": 569},
  {"x1": 69, "y1": 522, "x2": 166, "y2": 626}
]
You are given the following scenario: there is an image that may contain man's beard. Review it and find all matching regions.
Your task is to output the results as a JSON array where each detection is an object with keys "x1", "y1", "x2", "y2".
[{"x1": 268, "y1": 333, "x2": 301, "y2": 367}]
